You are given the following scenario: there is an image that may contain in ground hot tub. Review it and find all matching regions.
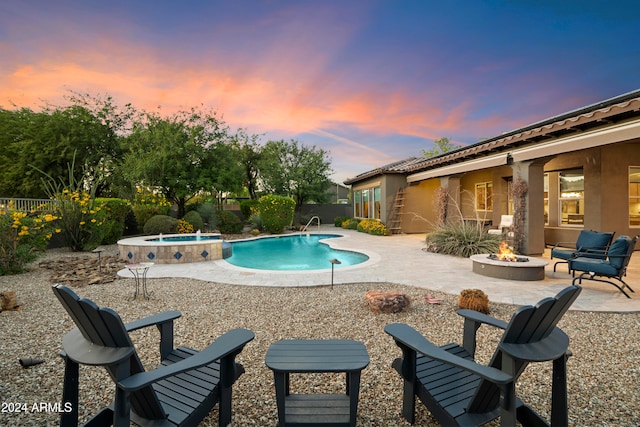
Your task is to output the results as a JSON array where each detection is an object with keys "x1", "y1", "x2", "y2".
[{"x1": 118, "y1": 233, "x2": 231, "y2": 264}]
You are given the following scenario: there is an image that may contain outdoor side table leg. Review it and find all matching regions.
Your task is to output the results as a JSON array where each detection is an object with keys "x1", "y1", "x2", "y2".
[
  {"x1": 132, "y1": 271, "x2": 140, "y2": 299},
  {"x1": 273, "y1": 371, "x2": 287, "y2": 427},
  {"x1": 142, "y1": 268, "x2": 150, "y2": 299},
  {"x1": 347, "y1": 371, "x2": 362, "y2": 427}
]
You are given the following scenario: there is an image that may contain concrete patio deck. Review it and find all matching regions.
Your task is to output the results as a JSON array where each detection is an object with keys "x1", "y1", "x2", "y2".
[{"x1": 120, "y1": 226, "x2": 640, "y2": 313}]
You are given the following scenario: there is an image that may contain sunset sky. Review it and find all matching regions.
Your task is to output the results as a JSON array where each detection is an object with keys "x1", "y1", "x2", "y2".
[{"x1": 2, "y1": 1, "x2": 639, "y2": 182}]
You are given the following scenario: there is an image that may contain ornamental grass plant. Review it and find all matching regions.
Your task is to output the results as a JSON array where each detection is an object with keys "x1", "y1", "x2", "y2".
[
  {"x1": 426, "y1": 219, "x2": 501, "y2": 257},
  {"x1": 424, "y1": 189, "x2": 501, "y2": 257}
]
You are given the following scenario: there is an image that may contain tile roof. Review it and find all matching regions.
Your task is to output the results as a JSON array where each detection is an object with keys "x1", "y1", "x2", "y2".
[{"x1": 344, "y1": 89, "x2": 640, "y2": 185}]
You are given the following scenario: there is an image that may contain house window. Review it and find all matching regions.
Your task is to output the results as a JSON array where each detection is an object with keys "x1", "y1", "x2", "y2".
[
  {"x1": 354, "y1": 186, "x2": 380, "y2": 218},
  {"x1": 543, "y1": 173, "x2": 549, "y2": 225},
  {"x1": 362, "y1": 189, "x2": 370, "y2": 218},
  {"x1": 475, "y1": 182, "x2": 493, "y2": 211},
  {"x1": 373, "y1": 187, "x2": 381, "y2": 219},
  {"x1": 630, "y1": 166, "x2": 640, "y2": 227},
  {"x1": 559, "y1": 169, "x2": 584, "y2": 225}
]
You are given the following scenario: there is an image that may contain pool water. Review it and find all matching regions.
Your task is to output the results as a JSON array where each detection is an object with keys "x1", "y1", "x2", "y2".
[{"x1": 226, "y1": 234, "x2": 369, "y2": 270}]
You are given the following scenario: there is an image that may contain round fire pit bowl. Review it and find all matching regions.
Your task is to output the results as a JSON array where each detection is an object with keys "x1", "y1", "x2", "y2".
[{"x1": 470, "y1": 254, "x2": 548, "y2": 281}]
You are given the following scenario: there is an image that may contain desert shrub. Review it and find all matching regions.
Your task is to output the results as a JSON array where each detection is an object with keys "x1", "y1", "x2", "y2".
[
  {"x1": 196, "y1": 203, "x2": 217, "y2": 231},
  {"x1": 143, "y1": 215, "x2": 178, "y2": 235},
  {"x1": 240, "y1": 199, "x2": 259, "y2": 220},
  {"x1": 426, "y1": 220, "x2": 500, "y2": 257},
  {"x1": 95, "y1": 198, "x2": 132, "y2": 244},
  {"x1": 357, "y1": 219, "x2": 390, "y2": 236},
  {"x1": 334, "y1": 216, "x2": 351, "y2": 227},
  {"x1": 217, "y1": 210, "x2": 243, "y2": 234},
  {"x1": 342, "y1": 218, "x2": 360, "y2": 230},
  {"x1": 183, "y1": 210, "x2": 204, "y2": 232},
  {"x1": 258, "y1": 195, "x2": 295, "y2": 234}
]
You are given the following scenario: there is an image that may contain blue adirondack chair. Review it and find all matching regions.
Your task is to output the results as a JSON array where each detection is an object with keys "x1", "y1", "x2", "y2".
[
  {"x1": 570, "y1": 235, "x2": 637, "y2": 298},
  {"x1": 550, "y1": 230, "x2": 614, "y2": 272},
  {"x1": 52, "y1": 284, "x2": 254, "y2": 427},
  {"x1": 385, "y1": 285, "x2": 581, "y2": 426}
]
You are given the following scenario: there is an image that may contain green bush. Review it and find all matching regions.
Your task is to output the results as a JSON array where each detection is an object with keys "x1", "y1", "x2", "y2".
[
  {"x1": 183, "y1": 210, "x2": 204, "y2": 232},
  {"x1": 196, "y1": 203, "x2": 217, "y2": 231},
  {"x1": 216, "y1": 210, "x2": 243, "y2": 234},
  {"x1": 258, "y1": 195, "x2": 295, "y2": 234},
  {"x1": 143, "y1": 215, "x2": 179, "y2": 235},
  {"x1": 240, "y1": 199, "x2": 259, "y2": 220},
  {"x1": 357, "y1": 219, "x2": 390, "y2": 236},
  {"x1": 426, "y1": 220, "x2": 501, "y2": 257},
  {"x1": 334, "y1": 216, "x2": 351, "y2": 227},
  {"x1": 95, "y1": 198, "x2": 132, "y2": 244}
]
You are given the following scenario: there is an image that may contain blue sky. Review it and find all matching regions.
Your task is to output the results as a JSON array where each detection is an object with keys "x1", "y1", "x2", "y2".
[{"x1": 1, "y1": 0, "x2": 639, "y2": 182}]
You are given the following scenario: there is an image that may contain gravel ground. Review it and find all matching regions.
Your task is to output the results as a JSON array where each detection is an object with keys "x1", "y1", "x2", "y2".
[{"x1": 1, "y1": 245, "x2": 639, "y2": 426}]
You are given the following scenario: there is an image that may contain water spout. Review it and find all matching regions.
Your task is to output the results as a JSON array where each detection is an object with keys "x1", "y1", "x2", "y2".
[
  {"x1": 159, "y1": 233, "x2": 163, "y2": 242},
  {"x1": 196, "y1": 230, "x2": 201, "y2": 240}
]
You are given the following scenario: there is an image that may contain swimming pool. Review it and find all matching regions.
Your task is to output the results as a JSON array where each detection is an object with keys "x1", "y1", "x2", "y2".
[{"x1": 225, "y1": 234, "x2": 369, "y2": 270}]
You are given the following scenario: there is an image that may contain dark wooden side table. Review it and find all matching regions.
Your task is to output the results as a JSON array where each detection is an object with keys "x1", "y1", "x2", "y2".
[{"x1": 265, "y1": 339, "x2": 370, "y2": 427}]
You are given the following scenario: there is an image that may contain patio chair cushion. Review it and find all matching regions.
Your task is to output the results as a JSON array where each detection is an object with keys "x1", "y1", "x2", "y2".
[
  {"x1": 551, "y1": 230, "x2": 613, "y2": 261},
  {"x1": 569, "y1": 258, "x2": 619, "y2": 276},
  {"x1": 606, "y1": 237, "x2": 630, "y2": 269}
]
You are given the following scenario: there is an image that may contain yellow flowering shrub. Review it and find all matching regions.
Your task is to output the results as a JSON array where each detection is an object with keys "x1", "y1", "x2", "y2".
[
  {"x1": 1, "y1": 207, "x2": 57, "y2": 275},
  {"x1": 177, "y1": 219, "x2": 194, "y2": 234},
  {"x1": 51, "y1": 190, "x2": 106, "y2": 251},
  {"x1": 356, "y1": 219, "x2": 391, "y2": 236}
]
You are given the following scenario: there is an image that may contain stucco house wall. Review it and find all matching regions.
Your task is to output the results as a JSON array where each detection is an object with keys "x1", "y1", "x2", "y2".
[{"x1": 401, "y1": 179, "x2": 440, "y2": 233}]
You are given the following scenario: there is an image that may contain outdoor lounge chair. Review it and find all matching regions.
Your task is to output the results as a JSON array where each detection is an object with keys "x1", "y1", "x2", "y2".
[
  {"x1": 52, "y1": 284, "x2": 255, "y2": 427},
  {"x1": 385, "y1": 285, "x2": 581, "y2": 426},
  {"x1": 487, "y1": 215, "x2": 513, "y2": 236},
  {"x1": 570, "y1": 235, "x2": 638, "y2": 298},
  {"x1": 550, "y1": 229, "x2": 614, "y2": 272}
]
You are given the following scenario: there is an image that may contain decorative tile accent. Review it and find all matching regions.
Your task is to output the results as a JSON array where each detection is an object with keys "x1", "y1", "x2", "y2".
[
  {"x1": 127, "y1": 252, "x2": 133, "y2": 259},
  {"x1": 174, "y1": 252, "x2": 183, "y2": 260},
  {"x1": 201, "y1": 250, "x2": 209, "y2": 258},
  {"x1": 147, "y1": 252, "x2": 155, "y2": 260}
]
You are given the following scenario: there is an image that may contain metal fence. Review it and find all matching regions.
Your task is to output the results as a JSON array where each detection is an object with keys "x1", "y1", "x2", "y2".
[{"x1": 0, "y1": 198, "x2": 57, "y2": 212}]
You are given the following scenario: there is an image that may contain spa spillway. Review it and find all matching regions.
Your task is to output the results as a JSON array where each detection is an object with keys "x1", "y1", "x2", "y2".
[{"x1": 118, "y1": 233, "x2": 231, "y2": 264}]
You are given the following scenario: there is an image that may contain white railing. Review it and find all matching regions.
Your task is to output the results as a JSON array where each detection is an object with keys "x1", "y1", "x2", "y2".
[
  {"x1": 0, "y1": 198, "x2": 57, "y2": 212},
  {"x1": 300, "y1": 215, "x2": 321, "y2": 233}
]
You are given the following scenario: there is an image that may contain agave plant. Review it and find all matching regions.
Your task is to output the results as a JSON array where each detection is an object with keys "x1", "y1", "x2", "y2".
[{"x1": 426, "y1": 219, "x2": 501, "y2": 258}]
